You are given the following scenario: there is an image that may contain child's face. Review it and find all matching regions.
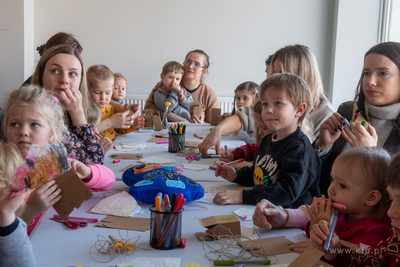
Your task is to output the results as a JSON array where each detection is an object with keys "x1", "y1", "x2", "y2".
[
  {"x1": 235, "y1": 91, "x2": 253, "y2": 108},
  {"x1": 387, "y1": 186, "x2": 400, "y2": 239},
  {"x1": 112, "y1": 78, "x2": 127, "y2": 101},
  {"x1": 89, "y1": 81, "x2": 113, "y2": 109},
  {"x1": 253, "y1": 112, "x2": 271, "y2": 139},
  {"x1": 362, "y1": 53, "x2": 400, "y2": 106},
  {"x1": 328, "y1": 161, "x2": 373, "y2": 220},
  {"x1": 161, "y1": 71, "x2": 182, "y2": 89},
  {"x1": 260, "y1": 88, "x2": 302, "y2": 139},
  {"x1": 42, "y1": 54, "x2": 82, "y2": 94},
  {"x1": 6, "y1": 105, "x2": 53, "y2": 158}
]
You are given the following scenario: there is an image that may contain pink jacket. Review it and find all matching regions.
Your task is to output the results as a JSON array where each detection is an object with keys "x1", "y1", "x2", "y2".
[{"x1": 83, "y1": 164, "x2": 115, "y2": 192}]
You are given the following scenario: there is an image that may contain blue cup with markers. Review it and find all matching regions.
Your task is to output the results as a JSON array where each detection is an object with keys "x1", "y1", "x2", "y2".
[{"x1": 149, "y1": 204, "x2": 183, "y2": 250}]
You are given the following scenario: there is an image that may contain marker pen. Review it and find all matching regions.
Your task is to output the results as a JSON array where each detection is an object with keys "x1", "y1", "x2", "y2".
[{"x1": 324, "y1": 211, "x2": 339, "y2": 252}]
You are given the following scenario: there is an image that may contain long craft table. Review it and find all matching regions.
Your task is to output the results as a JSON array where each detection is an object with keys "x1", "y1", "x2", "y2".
[{"x1": 30, "y1": 124, "x2": 309, "y2": 266}]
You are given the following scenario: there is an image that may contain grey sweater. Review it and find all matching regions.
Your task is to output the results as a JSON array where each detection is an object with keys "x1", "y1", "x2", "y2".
[{"x1": 0, "y1": 218, "x2": 36, "y2": 267}]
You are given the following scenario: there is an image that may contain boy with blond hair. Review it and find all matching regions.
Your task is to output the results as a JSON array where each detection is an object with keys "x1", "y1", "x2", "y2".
[
  {"x1": 145, "y1": 61, "x2": 193, "y2": 122},
  {"x1": 87, "y1": 65, "x2": 142, "y2": 141}
]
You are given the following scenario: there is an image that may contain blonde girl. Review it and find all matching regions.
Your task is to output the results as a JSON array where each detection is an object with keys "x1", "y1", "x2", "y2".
[
  {"x1": 3, "y1": 85, "x2": 115, "y2": 233},
  {"x1": 30, "y1": 44, "x2": 104, "y2": 165},
  {"x1": 213, "y1": 73, "x2": 321, "y2": 207}
]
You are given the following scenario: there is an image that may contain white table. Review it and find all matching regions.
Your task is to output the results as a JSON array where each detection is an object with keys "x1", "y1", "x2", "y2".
[{"x1": 30, "y1": 125, "x2": 308, "y2": 266}]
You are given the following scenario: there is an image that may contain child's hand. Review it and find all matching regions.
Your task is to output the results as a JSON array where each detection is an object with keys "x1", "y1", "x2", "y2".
[
  {"x1": 215, "y1": 163, "x2": 237, "y2": 182},
  {"x1": 0, "y1": 184, "x2": 31, "y2": 227},
  {"x1": 318, "y1": 113, "x2": 343, "y2": 151},
  {"x1": 306, "y1": 195, "x2": 333, "y2": 231},
  {"x1": 171, "y1": 80, "x2": 181, "y2": 91},
  {"x1": 22, "y1": 180, "x2": 61, "y2": 223},
  {"x1": 127, "y1": 104, "x2": 140, "y2": 118},
  {"x1": 178, "y1": 89, "x2": 185, "y2": 101},
  {"x1": 99, "y1": 137, "x2": 113, "y2": 154},
  {"x1": 219, "y1": 152, "x2": 234, "y2": 163},
  {"x1": 289, "y1": 241, "x2": 310, "y2": 254},
  {"x1": 231, "y1": 161, "x2": 252, "y2": 170},
  {"x1": 110, "y1": 110, "x2": 135, "y2": 129},
  {"x1": 213, "y1": 190, "x2": 242, "y2": 205},
  {"x1": 309, "y1": 220, "x2": 341, "y2": 259},
  {"x1": 69, "y1": 160, "x2": 92, "y2": 180},
  {"x1": 252, "y1": 199, "x2": 289, "y2": 229},
  {"x1": 132, "y1": 114, "x2": 145, "y2": 128}
]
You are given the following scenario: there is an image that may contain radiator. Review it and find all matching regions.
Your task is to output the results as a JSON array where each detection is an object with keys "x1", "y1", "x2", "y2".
[{"x1": 122, "y1": 95, "x2": 234, "y2": 115}]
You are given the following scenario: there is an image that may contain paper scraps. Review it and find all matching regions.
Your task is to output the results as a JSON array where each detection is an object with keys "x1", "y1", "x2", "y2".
[
  {"x1": 139, "y1": 156, "x2": 176, "y2": 164},
  {"x1": 197, "y1": 184, "x2": 228, "y2": 204},
  {"x1": 182, "y1": 164, "x2": 209, "y2": 171},
  {"x1": 119, "y1": 257, "x2": 180, "y2": 267},
  {"x1": 234, "y1": 208, "x2": 254, "y2": 221},
  {"x1": 146, "y1": 138, "x2": 168, "y2": 143},
  {"x1": 90, "y1": 191, "x2": 137, "y2": 217},
  {"x1": 12, "y1": 144, "x2": 69, "y2": 194},
  {"x1": 240, "y1": 226, "x2": 260, "y2": 240},
  {"x1": 240, "y1": 236, "x2": 294, "y2": 256},
  {"x1": 95, "y1": 215, "x2": 150, "y2": 232},
  {"x1": 53, "y1": 169, "x2": 93, "y2": 220},
  {"x1": 116, "y1": 143, "x2": 148, "y2": 150}
]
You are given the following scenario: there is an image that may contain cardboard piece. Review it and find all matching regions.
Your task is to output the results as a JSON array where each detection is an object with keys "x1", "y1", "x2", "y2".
[
  {"x1": 241, "y1": 236, "x2": 294, "y2": 256},
  {"x1": 353, "y1": 113, "x2": 369, "y2": 130},
  {"x1": 288, "y1": 245, "x2": 327, "y2": 267},
  {"x1": 53, "y1": 170, "x2": 93, "y2": 221},
  {"x1": 124, "y1": 103, "x2": 140, "y2": 117},
  {"x1": 95, "y1": 215, "x2": 150, "y2": 232},
  {"x1": 210, "y1": 108, "x2": 221, "y2": 126},
  {"x1": 197, "y1": 215, "x2": 240, "y2": 239},
  {"x1": 146, "y1": 138, "x2": 168, "y2": 143},
  {"x1": 109, "y1": 153, "x2": 143, "y2": 160},
  {"x1": 153, "y1": 115, "x2": 162, "y2": 131},
  {"x1": 119, "y1": 164, "x2": 136, "y2": 172},
  {"x1": 189, "y1": 101, "x2": 203, "y2": 118},
  {"x1": 143, "y1": 109, "x2": 154, "y2": 128}
]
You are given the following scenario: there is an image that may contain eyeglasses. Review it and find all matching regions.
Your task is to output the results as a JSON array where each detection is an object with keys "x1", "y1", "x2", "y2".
[{"x1": 183, "y1": 59, "x2": 205, "y2": 69}]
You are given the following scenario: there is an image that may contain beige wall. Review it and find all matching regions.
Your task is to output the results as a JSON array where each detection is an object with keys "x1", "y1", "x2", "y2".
[{"x1": 0, "y1": 0, "x2": 381, "y2": 110}]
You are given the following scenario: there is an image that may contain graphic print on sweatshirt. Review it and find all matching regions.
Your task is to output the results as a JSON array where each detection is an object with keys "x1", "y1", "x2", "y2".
[{"x1": 253, "y1": 153, "x2": 278, "y2": 186}]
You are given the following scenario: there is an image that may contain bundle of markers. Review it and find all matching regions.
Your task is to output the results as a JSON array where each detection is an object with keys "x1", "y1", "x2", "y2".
[
  {"x1": 168, "y1": 124, "x2": 186, "y2": 152},
  {"x1": 150, "y1": 193, "x2": 186, "y2": 250}
]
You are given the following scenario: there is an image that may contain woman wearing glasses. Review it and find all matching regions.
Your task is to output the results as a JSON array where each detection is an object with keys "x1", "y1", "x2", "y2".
[{"x1": 181, "y1": 49, "x2": 219, "y2": 124}]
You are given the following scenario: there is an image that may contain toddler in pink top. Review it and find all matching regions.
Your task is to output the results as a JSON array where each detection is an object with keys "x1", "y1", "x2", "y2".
[
  {"x1": 2, "y1": 85, "x2": 115, "y2": 231},
  {"x1": 253, "y1": 147, "x2": 392, "y2": 251}
]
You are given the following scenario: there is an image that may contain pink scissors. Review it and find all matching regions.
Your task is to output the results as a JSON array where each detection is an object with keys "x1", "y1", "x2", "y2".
[{"x1": 52, "y1": 217, "x2": 87, "y2": 229}]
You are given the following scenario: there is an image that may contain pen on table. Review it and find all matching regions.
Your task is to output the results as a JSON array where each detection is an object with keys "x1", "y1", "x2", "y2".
[
  {"x1": 324, "y1": 211, "x2": 339, "y2": 252},
  {"x1": 194, "y1": 133, "x2": 204, "y2": 139},
  {"x1": 157, "y1": 141, "x2": 169, "y2": 144},
  {"x1": 155, "y1": 135, "x2": 164, "y2": 138},
  {"x1": 202, "y1": 155, "x2": 220, "y2": 158},
  {"x1": 225, "y1": 145, "x2": 229, "y2": 163}
]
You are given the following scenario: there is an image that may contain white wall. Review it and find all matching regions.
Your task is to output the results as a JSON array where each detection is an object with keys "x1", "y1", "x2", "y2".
[
  {"x1": 32, "y1": 0, "x2": 334, "y2": 96},
  {"x1": 0, "y1": 0, "x2": 25, "y2": 101},
  {"x1": 330, "y1": 0, "x2": 381, "y2": 108},
  {"x1": 0, "y1": 0, "x2": 382, "y2": 111}
]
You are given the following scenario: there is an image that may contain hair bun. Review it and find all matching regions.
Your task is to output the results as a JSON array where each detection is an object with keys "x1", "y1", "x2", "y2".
[{"x1": 36, "y1": 44, "x2": 46, "y2": 56}]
